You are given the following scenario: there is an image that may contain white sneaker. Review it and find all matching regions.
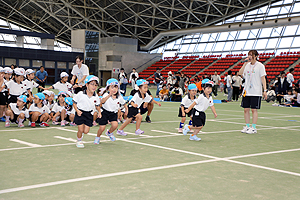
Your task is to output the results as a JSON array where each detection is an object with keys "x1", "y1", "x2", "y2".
[
  {"x1": 241, "y1": 126, "x2": 250, "y2": 133},
  {"x1": 76, "y1": 141, "x2": 84, "y2": 148},
  {"x1": 246, "y1": 127, "x2": 257, "y2": 134}
]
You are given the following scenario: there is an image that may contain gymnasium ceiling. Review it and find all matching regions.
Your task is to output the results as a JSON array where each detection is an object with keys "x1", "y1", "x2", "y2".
[{"x1": 0, "y1": 0, "x2": 278, "y2": 50}]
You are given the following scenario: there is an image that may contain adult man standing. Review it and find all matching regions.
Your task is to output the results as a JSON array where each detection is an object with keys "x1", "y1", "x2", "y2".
[
  {"x1": 226, "y1": 70, "x2": 233, "y2": 101},
  {"x1": 238, "y1": 50, "x2": 267, "y2": 134},
  {"x1": 211, "y1": 71, "x2": 221, "y2": 97},
  {"x1": 36, "y1": 66, "x2": 48, "y2": 92},
  {"x1": 154, "y1": 68, "x2": 163, "y2": 97}
]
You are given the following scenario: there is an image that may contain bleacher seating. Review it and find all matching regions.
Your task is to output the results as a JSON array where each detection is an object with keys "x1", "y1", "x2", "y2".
[
  {"x1": 181, "y1": 58, "x2": 217, "y2": 76},
  {"x1": 294, "y1": 64, "x2": 300, "y2": 80},
  {"x1": 160, "y1": 58, "x2": 195, "y2": 78},
  {"x1": 199, "y1": 57, "x2": 241, "y2": 76}
]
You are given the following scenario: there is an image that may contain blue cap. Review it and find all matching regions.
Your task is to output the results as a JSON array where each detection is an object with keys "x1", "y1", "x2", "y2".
[
  {"x1": 58, "y1": 91, "x2": 66, "y2": 97},
  {"x1": 188, "y1": 84, "x2": 197, "y2": 90},
  {"x1": 202, "y1": 79, "x2": 214, "y2": 87},
  {"x1": 106, "y1": 78, "x2": 119, "y2": 86},
  {"x1": 127, "y1": 95, "x2": 133, "y2": 101},
  {"x1": 33, "y1": 93, "x2": 45, "y2": 100},
  {"x1": 84, "y1": 75, "x2": 99, "y2": 84},
  {"x1": 17, "y1": 95, "x2": 27, "y2": 103},
  {"x1": 64, "y1": 97, "x2": 73, "y2": 106},
  {"x1": 136, "y1": 79, "x2": 149, "y2": 86}
]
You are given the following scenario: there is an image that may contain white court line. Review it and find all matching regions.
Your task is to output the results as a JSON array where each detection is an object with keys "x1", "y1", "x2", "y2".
[
  {"x1": 54, "y1": 136, "x2": 78, "y2": 143},
  {"x1": 0, "y1": 127, "x2": 53, "y2": 132},
  {"x1": 9, "y1": 139, "x2": 42, "y2": 147},
  {"x1": 151, "y1": 130, "x2": 181, "y2": 135},
  {"x1": 124, "y1": 132, "x2": 152, "y2": 137}
]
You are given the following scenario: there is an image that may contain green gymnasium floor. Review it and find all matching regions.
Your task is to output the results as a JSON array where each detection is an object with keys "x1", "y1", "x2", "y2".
[{"x1": 1, "y1": 88, "x2": 300, "y2": 199}]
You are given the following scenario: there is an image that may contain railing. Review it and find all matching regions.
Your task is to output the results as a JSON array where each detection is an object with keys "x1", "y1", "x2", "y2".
[{"x1": 136, "y1": 55, "x2": 162, "y2": 71}]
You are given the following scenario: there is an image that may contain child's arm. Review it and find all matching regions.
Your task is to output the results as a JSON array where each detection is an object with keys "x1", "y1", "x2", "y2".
[
  {"x1": 101, "y1": 93, "x2": 112, "y2": 104},
  {"x1": 124, "y1": 104, "x2": 128, "y2": 116},
  {"x1": 186, "y1": 102, "x2": 197, "y2": 113},
  {"x1": 95, "y1": 105, "x2": 102, "y2": 119},
  {"x1": 152, "y1": 99, "x2": 161, "y2": 107},
  {"x1": 43, "y1": 86, "x2": 53, "y2": 90},
  {"x1": 52, "y1": 112, "x2": 60, "y2": 121},
  {"x1": 73, "y1": 103, "x2": 82, "y2": 116},
  {"x1": 130, "y1": 101, "x2": 139, "y2": 108},
  {"x1": 210, "y1": 105, "x2": 217, "y2": 118},
  {"x1": 0, "y1": 85, "x2": 5, "y2": 92},
  {"x1": 181, "y1": 106, "x2": 186, "y2": 117}
]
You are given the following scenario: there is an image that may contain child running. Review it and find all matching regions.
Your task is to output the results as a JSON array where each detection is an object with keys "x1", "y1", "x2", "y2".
[
  {"x1": 117, "y1": 79, "x2": 161, "y2": 136},
  {"x1": 178, "y1": 83, "x2": 197, "y2": 133},
  {"x1": 5, "y1": 95, "x2": 29, "y2": 128},
  {"x1": 183, "y1": 79, "x2": 218, "y2": 141},
  {"x1": 94, "y1": 78, "x2": 127, "y2": 144},
  {"x1": 73, "y1": 75, "x2": 101, "y2": 148}
]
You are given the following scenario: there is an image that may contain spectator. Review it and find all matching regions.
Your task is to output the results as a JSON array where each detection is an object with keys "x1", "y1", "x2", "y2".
[
  {"x1": 167, "y1": 71, "x2": 175, "y2": 86},
  {"x1": 211, "y1": 71, "x2": 221, "y2": 97},
  {"x1": 226, "y1": 70, "x2": 233, "y2": 101},
  {"x1": 70, "y1": 55, "x2": 89, "y2": 94},
  {"x1": 287, "y1": 68, "x2": 294, "y2": 91},
  {"x1": 118, "y1": 68, "x2": 128, "y2": 96},
  {"x1": 36, "y1": 66, "x2": 48, "y2": 92},
  {"x1": 154, "y1": 68, "x2": 163, "y2": 97},
  {"x1": 232, "y1": 72, "x2": 242, "y2": 101},
  {"x1": 129, "y1": 68, "x2": 139, "y2": 89},
  {"x1": 159, "y1": 85, "x2": 169, "y2": 101},
  {"x1": 276, "y1": 72, "x2": 288, "y2": 104},
  {"x1": 170, "y1": 83, "x2": 183, "y2": 102},
  {"x1": 179, "y1": 73, "x2": 185, "y2": 93}
]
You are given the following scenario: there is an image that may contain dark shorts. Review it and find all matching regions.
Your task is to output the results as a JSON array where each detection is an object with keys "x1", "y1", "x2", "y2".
[
  {"x1": 74, "y1": 87, "x2": 83, "y2": 94},
  {"x1": 10, "y1": 113, "x2": 21, "y2": 123},
  {"x1": 140, "y1": 102, "x2": 148, "y2": 115},
  {"x1": 29, "y1": 114, "x2": 42, "y2": 124},
  {"x1": 8, "y1": 95, "x2": 18, "y2": 104},
  {"x1": 192, "y1": 110, "x2": 206, "y2": 127},
  {"x1": 0, "y1": 91, "x2": 8, "y2": 105},
  {"x1": 127, "y1": 107, "x2": 139, "y2": 118},
  {"x1": 241, "y1": 96, "x2": 262, "y2": 109},
  {"x1": 74, "y1": 110, "x2": 93, "y2": 127},
  {"x1": 178, "y1": 107, "x2": 193, "y2": 118},
  {"x1": 96, "y1": 109, "x2": 118, "y2": 125}
]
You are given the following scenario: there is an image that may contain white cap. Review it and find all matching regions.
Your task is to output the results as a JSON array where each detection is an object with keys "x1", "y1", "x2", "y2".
[
  {"x1": 4, "y1": 67, "x2": 13, "y2": 74},
  {"x1": 0, "y1": 67, "x2": 4, "y2": 73},
  {"x1": 25, "y1": 69, "x2": 35, "y2": 75},
  {"x1": 60, "y1": 72, "x2": 69, "y2": 78},
  {"x1": 66, "y1": 91, "x2": 73, "y2": 97},
  {"x1": 14, "y1": 68, "x2": 26, "y2": 76},
  {"x1": 168, "y1": 71, "x2": 172, "y2": 75}
]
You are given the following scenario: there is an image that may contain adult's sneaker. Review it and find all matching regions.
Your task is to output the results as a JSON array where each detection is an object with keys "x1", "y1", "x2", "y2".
[
  {"x1": 40, "y1": 122, "x2": 49, "y2": 127},
  {"x1": 116, "y1": 129, "x2": 127, "y2": 136},
  {"x1": 183, "y1": 124, "x2": 191, "y2": 135},
  {"x1": 105, "y1": 130, "x2": 116, "y2": 141},
  {"x1": 135, "y1": 129, "x2": 144, "y2": 135},
  {"x1": 31, "y1": 122, "x2": 36, "y2": 128},
  {"x1": 241, "y1": 126, "x2": 250, "y2": 133},
  {"x1": 5, "y1": 121, "x2": 10, "y2": 127},
  {"x1": 145, "y1": 116, "x2": 151, "y2": 123},
  {"x1": 189, "y1": 135, "x2": 201, "y2": 141},
  {"x1": 246, "y1": 127, "x2": 257, "y2": 134},
  {"x1": 76, "y1": 141, "x2": 84, "y2": 148},
  {"x1": 94, "y1": 137, "x2": 100, "y2": 145}
]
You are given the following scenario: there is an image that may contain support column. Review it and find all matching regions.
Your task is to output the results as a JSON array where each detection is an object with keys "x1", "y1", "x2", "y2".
[
  {"x1": 16, "y1": 36, "x2": 24, "y2": 47},
  {"x1": 41, "y1": 38, "x2": 54, "y2": 50}
]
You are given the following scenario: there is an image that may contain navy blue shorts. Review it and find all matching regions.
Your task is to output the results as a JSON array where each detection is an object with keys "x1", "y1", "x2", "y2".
[
  {"x1": 178, "y1": 107, "x2": 193, "y2": 118},
  {"x1": 139, "y1": 102, "x2": 148, "y2": 115},
  {"x1": 74, "y1": 110, "x2": 93, "y2": 127},
  {"x1": 96, "y1": 109, "x2": 118, "y2": 125},
  {"x1": 192, "y1": 110, "x2": 206, "y2": 127},
  {"x1": 127, "y1": 107, "x2": 139, "y2": 118},
  {"x1": 241, "y1": 96, "x2": 262, "y2": 109}
]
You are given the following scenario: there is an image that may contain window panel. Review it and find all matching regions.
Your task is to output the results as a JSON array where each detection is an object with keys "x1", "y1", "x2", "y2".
[
  {"x1": 266, "y1": 38, "x2": 279, "y2": 49},
  {"x1": 248, "y1": 29, "x2": 259, "y2": 39},
  {"x1": 45, "y1": 61, "x2": 55, "y2": 69},
  {"x1": 238, "y1": 30, "x2": 250, "y2": 39},
  {"x1": 19, "y1": 59, "x2": 29, "y2": 67},
  {"x1": 244, "y1": 40, "x2": 255, "y2": 50},
  {"x1": 199, "y1": 34, "x2": 209, "y2": 42},
  {"x1": 5, "y1": 58, "x2": 16, "y2": 66},
  {"x1": 214, "y1": 42, "x2": 225, "y2": 51},
  {"x1": 218, "y1": 32, "x2": 229, "y2": 41},
  {"x1": 271, "y1": 27, "x2": 283, "y2": 37},
  {"x1": 283, "y1": 25, "x2": 298, "y2": 36},
  {"x1": 187, "y1": 44, "x2": 196, "y2": 52},
  {"x1": 278, "y1": 37, "x2": 293, "y2": 48},
  {"x1": 233, "y1": 41, "x2": 246, "y2": 50},
  {"x1": 254, "y1": 39, "x2": 268, "y2": 49},
  {"x1": 33, "y1": 60, "x2": 43, "y2": 68},
  {"x1": 204, "y1": 43, "x2": 214, "y2": 52},
  {"x1": 291, "y1": 37, "x2": 300, "y2": 47},
  {"x1": 259, "y1": 28, "x2": 273, "y2": 37},
  {"x1": 223, "y1": 42, "x2": 233, "y2": 51},
  {"x1": 179, "y1": 45, "x2": 189, "y2": 53},
  {"x1": 57, "y1": 62, "x2": 66, "y2": 69},
  {"x1": 195, "y1": 43, "x2": 206, "y2": 52}
]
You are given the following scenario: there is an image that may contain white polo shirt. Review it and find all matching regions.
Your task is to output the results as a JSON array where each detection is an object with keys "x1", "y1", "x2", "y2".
[
  {"x1": 9, "y1": 103, "x2": 29, "y2": 118},
  {"x1": 5, "y1": 80, "x2": 27, "y2": 96},
  {"x1": 129, "y1": 91, "x2": 152, "y2": 108},
  {"x1": 65, "y1": 106, "x2": 75, "y2": 115},
  {"x1": 23, "y1": 79, "x2": 39, "y2": 92},
  {"x1": 243, "y1": 61, "x2": 267, "y2": 96},
  {"x1": 29, "y1": 104, "x2": 50, "y2": 115},
  {"x1": 52, "y1": 81, "x2": 73, "y2": 92},
  {"x1": 45, "y1": 100, "x2": 55, "y2": 111},
  {"x1": 71, "y1": 64, "x2": 89, "y2": 86},
  {"x1": 180, "y1": 94, "x2": 195, "y2": 108},
  {"x1": 286, "y1": 73, "x2": 294, "y2": 87},
  {"x1": 73, "y1": 90, "x2": 100, "y2": 112},
  {"x1": 194, "y1": 94, "x2": 214, "y2": 112},
  {"x1": 226, "y1": 75, "x2": 232, "y2": 87},
  {"x1": 102, "y1": 93, "x2": 126, "y2": 113},
  {"x1": 51, "y1": 102, "x2": 65, "y2": 113}
]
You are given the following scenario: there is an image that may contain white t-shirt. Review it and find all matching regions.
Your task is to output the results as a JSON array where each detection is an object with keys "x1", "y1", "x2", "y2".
[
  {"x1": 29, "y1": 104, "x2": 50, "y2": 115},
  {"x1": 5, "y1": 80, "x2": 27, "y2": 96},
  {"x1": 194, "y1": 93, "x2": 214, "y2": 112},
  {"x1": 211, "y1": 75, "x2": 221, "y2": 85},
  {"x1": 180, "y1": 94, "x2": 195, "y2": 108},
  {"x1": 129, "y1": 91, "x2": 152, "y2": 108},
  {"x1": 243, "y1": 61, "x2": 267, "y2": 97},
  {"x1": 232, "y1": 76, "x2": 242, "y2": 87},
  {"x1": 226, "y1": 75, "x2": 232, "y2": 87},
  {"x1": 52, "y1": 81, "x2": 73, "y2": 92},
  {"x1": 129, "y1": 72, "x2": 139, "y2": 82},
  {"x1": 71, "y1": 64, "x2": 89, "y2": 86},
  {"x1": 286, "y1": 73, "x2": 294, "y2": 87},
  {"x1": 45, "y1": 101, "x2": 55, "y2": 111},
  {"x1": 51, "y1": 102, "x2": 65, "y2": 113},
  {"x1": 9, "y1": 103, "x2": 29, "y2": 118},
  {"x1": 73, "y1": 90, "x2": 100, "y2": 112},
  {"x1": 23, "y1": 79, "x2": 39, "y2": 92},
  {"x1": 102, "y1": 93, "x2": 126, "y2": 113}
]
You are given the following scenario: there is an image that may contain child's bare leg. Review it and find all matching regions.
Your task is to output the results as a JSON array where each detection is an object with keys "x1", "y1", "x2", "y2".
[
  {"x1": 83, "y1": 125, "x2": 90, "y2": 134},
  {"x1": 109, "y1": 121, "x2": 118, "y2": 133},
  {"x1": 181, "y1": 116, "x2": 186, "y2": 123},
  {"x1": 61, "y1": 110, "x2": 66, "y2": 121},
  {"x1": 77, "y1": 124, "x2": 84, "y2": 139},
  {"x1": 69, "y1": 114, "x2": 75, "y2": 122},
  {"x1": 31, "y1": 112, "x2": 40, "y2": 122},
  {"x1": 97, "y1": 125, "x2": 106, "y2": 137},
  {"x1": 40, "y1": 113, "x2": 49, "y2": 122},
  {"x1": 135, "y1": 114, "x2": 142, "y2": 130},
  {"x1": 192, "y1": 126, "x2": 203, "y2": 135},
  {"x1": 5, "y1": 110, "x2": 13, "y2": 119},
  {"x1": 119, "y1": 117, "x2": 132, "y2": 130}
]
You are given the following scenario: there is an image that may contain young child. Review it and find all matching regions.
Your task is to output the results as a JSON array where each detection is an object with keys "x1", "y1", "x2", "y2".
[
  {"x1": 178, "y1": 83, "x2": 197, "y2": 133},
  {"x1": 0, "y1": 67, "x2": 7, "y2": 122},
  {"x1": 43, "y1": 90, "x2": 55, "y2": 110},
  {"x1": 28, "y1": 93, "x2": 50, "y2": 128},
  {"x1": 5, "y1": 95, "x2": 29, "y2": 128},
  {"x1": 24, "y1": 69, "x2": 44, "y2": 98},
  {"x1": 159, "y1": 84, "x2": 169, "y2": 101},
  {"x1": 183, "y1": 79, "x2": 218, "y2": 141},
  {"x1": 117, "y1": 79, "x2": 161, "y2": 136},
  {"x1": 118, "y1": 95, "x2": 132, "y2": 123},
  {"x1": 94, "y1": 78, "x2": 127, "y2": 144},
  {"x1": 5, "y1": 68, "x2": 27, "y2": 104},
  {"x1": 51, "y1": 91, "x2": 67, "y2": 126},
  {"x1": 73, "y1": 75, "x2": 101, "y2": 148},
  {"x1": 64, "y1": 97, "x2": 76, "y2": 126},
  {"x1": 45, "y1": 72, "x2": 73, "y2": 93}
]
